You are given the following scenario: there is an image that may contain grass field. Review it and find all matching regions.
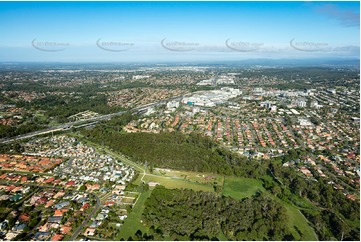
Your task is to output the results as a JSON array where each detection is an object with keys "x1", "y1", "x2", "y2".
[
  {"x1": 153, "y1": 168, "x2": 224, "y2": 186},
  {"x1": 116, "y1": 190, "x2": 152, "y2": 240},
  {"x1": 283, "y1": 203, "x2": 318, "y2": 241},
  {"x1": 222, "y1": 177, "x2": 265, "y2": 199},
  {"x1": 140, "y1": 174, "x2": 215, "y2": 192}
]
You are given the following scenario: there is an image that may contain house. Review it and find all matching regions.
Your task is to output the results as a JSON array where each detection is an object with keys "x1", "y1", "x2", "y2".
[
  {"x1": 53, "y1": 191, "x2": 65, "y2": 199},
  {"x1": 38, "y1": 223, "x2": 49, "y2": 232},
  {"x1": 86, "y1": 183, "x2": 100, "y2": 191},
  {"x1": 80, "y1": 203, "x2": 90, "y2": 211},
  {"x1": 346, "y1": 194, "x2": 357, "y2": 201},
  {"x1": 12, "y1": 223, "x2": 26, "y2": 232},
  {"x1": 5, "y1": 231, "x2": 18, "y2": 240},
  {"x1": 347, "y1": 153, "x2": 356, "y2": 159},
  {"x1": 18, "y1": 213, "x2": 30, "y2": 223},
  {"x1": 35, "y1": 197, "x2": 47, "y2": 206},
  {"x1": 112, "y1": 185, "x2": 126, "y2": 194},
  {"x1": 60, "y1": 224, "x2": 72, "y2": 235},
  {"x1": 0, "y1": 194, "x2": 10, "y2": 201},
  {"x1": 54, "y1": 210, "x2": 64, "y2": 217},
  {"x1": 54, "y1": 201, "x2": 70, "y2": 209},
  {"x1": 20, "y1": 176, "x2": 27, "y2": 183},
  {"x1": 22, "y1": 187, "x2": 30, "y2": 194},
  {"x1": 51, "y1": 234, "x2": 64, "y2": 241},
  {"x1": 65, "y1": 181, "x2": 76, "y2": 187},
  {"x1": 6, "y1": 185, "x2": 16, "y2": 192},
  {"x1": 96, "y1": 213, "x2": 107, "y2": 221},
  {"x1": 44, "y1": 177, "x2": 55, "y2": 184},
  {"x1": 84, "y1": 227, "x2": 96, "y2": 236},
  {"x1": 104, "y1": 201, "x2": 114, "y2": 207},
  {"x1": 89, "y1": 220, "x2": 101, "y2": 228},
  {"x1": 47, "y1": 216, "x2": 63, "y2": 224},
  {"x1": 10, "y1": 194, "x2": 22, "y2": 202},
  {"x1": 78, "y1": 197, "x2": 88, "y2": 204},
  {"x1": 300, "y1": 167, "x2": 313, "y2": 177},
  {"x1": 34, "y1": 231, "x2": 50, "y2": 240},
  {"x1": 45, "y1": 199, "x2": 55, "y2": 208},
  {"x1": 11, "y1": 186, "x2": 22, "y2": 193}
]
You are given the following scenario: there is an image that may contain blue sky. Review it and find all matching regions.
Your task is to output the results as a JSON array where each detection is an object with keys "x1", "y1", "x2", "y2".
[{"x1": 0, "y1": 1, "x2": 359, "y2": 62}]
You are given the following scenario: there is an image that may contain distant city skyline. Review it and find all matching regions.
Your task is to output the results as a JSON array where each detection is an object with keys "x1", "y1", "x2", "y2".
[{"x1": 0, "y1": 1, "x2": 359, "y2": 62}]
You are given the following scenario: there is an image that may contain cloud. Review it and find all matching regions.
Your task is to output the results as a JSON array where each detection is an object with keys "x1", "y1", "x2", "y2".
[{"x1": 315, "y1": 3, "x2": 360, "y2": 27}]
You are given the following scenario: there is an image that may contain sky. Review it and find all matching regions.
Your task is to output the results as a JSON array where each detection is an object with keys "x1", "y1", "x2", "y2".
[{"x1": 0, "y1": 1, "x2": 359, "y2": 62}]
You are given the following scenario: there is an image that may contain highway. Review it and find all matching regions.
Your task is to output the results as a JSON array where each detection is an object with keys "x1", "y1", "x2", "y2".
[{"x1": 0, "y1": 95, "x2": 182, "y2": 144}]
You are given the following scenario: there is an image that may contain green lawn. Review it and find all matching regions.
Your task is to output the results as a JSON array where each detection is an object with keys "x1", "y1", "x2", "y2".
[
  {"x1": 222, "y1": 177, "x2": 265, "y2": 199},
  {"x1": 116, "y1": 190, "x2": 152, "y2": 240}
]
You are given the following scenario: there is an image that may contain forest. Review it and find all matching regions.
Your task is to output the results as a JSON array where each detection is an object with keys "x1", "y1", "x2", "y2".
[
  {"x1": 141, "y1": 186, "x2": 291, "y2": 241},
  {"x1": 82, "y1": 127, "x2": 267, "y2": 177}
]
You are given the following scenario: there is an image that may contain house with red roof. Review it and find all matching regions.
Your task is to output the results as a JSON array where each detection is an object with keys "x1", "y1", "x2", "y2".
[
  {"x1": 45, "y1": 199, "x2": 55, "y2": 208},
  {"x1": 104, "y1": 201, "x2": 115, "y2": 207},
  {"x1": 54, "y1": 210, "x2": 64, "y2": 217},
  {"x1": 80, "y1": 203, "x2": 91, "y2": 211},
  {"x1": 0, "y1": 173, "x2": 7, "y2": 179},
  {"x1": 18, "y1": 213, "x2": 30, "y2": 223},
  {"x1": 60, "y1": 225, "x2": 72, "y2": 235},
  {"x1": 51, "y1": 234, "x2": 64, "y2": 241},
  {"x1": 20, "y1": 176, "x2": 27, "y2": 183},
  {"x1": 44, "y1": 177, "x2": 55, "y2": 184},
  {"x1": 6, "y1": 185, "x2": 16, "y2": 192},
  {"x1": 65, "y1": 181, "x2": 76, "y2": 187},
  {"x1": 35, "y1": 197, "x2": 47, "y2": 206}
]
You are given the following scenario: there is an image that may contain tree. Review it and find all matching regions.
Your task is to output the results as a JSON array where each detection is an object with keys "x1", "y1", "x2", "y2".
[{"x1": 79, "y1": 184, "x2": 87, "y2": 191}]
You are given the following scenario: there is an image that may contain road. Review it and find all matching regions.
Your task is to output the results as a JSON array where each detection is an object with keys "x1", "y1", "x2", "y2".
[
  {"x1": 0, "y1": 95, "x2": 182, "y2": 144},
  {"x1": 70, "y1": 193, "x2": 101, "y2": 241}
]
